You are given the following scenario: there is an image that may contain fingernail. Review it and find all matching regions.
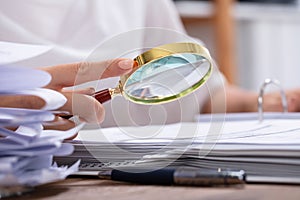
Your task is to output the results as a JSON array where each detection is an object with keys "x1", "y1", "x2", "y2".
[
  {"x1": 118, "y1": 59, "x2": 134, "y2": 70},
  {"x1": 87, "y1": 87, "x2": 95, "y2": 95}
]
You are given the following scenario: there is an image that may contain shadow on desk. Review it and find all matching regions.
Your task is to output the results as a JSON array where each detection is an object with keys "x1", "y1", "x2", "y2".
[
  {"x1": 7, "y1": 178, "x2": 129, "y2": 200},
  {"x1": 7, "y1": 177, "x2": 300, "y2": 200}
]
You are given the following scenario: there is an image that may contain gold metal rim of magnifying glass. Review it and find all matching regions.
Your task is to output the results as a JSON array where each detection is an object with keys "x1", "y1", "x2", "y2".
[{"x1": 111, "y1": 42, "x2": 213, "y2": 104}]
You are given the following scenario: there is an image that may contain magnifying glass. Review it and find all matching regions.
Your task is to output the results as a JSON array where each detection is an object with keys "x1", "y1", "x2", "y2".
[{"x1": 93, "y1": 42, "x2": 213, "y2": 105}]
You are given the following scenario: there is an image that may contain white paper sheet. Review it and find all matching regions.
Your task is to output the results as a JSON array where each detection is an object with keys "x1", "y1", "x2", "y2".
[
  {"x1": 0, "y1": 159, "x2": 80, "y2": 187},
  {"x1": 70, "y1": 114, "x2": 300, "y2": 184},
  {"x1": 1, "y1": 88, "x2": 67, "y2": 111},
  {"x1": 0, "y1": 61, "x2": 83, "y2": 188},
  {"x1": 0, "y1": 123, "x2": 83, "y2": 187},
  {"x1": 0, "y1": 66, "x2": 66, "y2": 110},
  {"x1": 0, "y1": 66, "x2": 51, "y2": 92}
]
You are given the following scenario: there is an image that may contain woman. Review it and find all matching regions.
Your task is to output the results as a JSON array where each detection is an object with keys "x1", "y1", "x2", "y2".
[{"x1": 1, "y1": 0, "x2": 300, "y2": 128}]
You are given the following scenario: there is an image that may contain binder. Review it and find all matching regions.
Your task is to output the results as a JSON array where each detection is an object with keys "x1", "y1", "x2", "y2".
[
  {"x1": 56, "y1": 79, "x2": 300, "y2": 184},
  {"x1": 55, "y1": 111, "x2": 300, "y2": 184}
]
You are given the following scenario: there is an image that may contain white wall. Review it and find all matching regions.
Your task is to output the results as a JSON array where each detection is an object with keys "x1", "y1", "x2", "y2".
[
  {"x1": 236, "y1": 14, "x2": 300, "y2": 91},
  {"x1": 176, "y1": 1, "x2": 300, "y2": 91}
]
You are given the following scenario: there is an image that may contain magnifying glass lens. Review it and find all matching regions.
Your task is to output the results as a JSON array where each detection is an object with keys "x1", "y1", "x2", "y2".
[{"x1": 123, "y1": 53, "x2": 210, "y2": 103}]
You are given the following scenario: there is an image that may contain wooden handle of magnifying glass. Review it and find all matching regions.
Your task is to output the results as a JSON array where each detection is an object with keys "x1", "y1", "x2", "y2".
[{"x1": 92, "y1": 88, "x2": 112, "y2": 104}]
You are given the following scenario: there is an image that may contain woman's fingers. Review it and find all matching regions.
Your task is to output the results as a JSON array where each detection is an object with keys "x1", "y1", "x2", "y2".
[
  {"x1": 43, "y1": 116, "x2": 78, "y2": 140},
  {"x1": 0, "y1": 94, "x2": 103, "y2": 125},
  {"x1": 262, "y1": 89, "x2": 300, "y2": 112},
  {"x1": 58, "y1": 92, "x2": 105, "y2": 123},
  {"x1": 62, "y1": 87, "x2": 95, "y2": 95},
  {"x1": 0, "y1": 91, "x2": 105, "y2": 124},
  {"x1": 43, "y1": 115, "x2": 76, "y2": 130},
  {"x1": 0, "y1": 95, "x2": 45, "y2": 109},
  {"x1": 101, "y1": 59, "x2": 134, "y2": 78},
  {"x1": 42, "y1": 58, "x2": 134, "y2": 90},
  {"x1": 4, "y1": 59, "x2": 133, "y2": 123}
]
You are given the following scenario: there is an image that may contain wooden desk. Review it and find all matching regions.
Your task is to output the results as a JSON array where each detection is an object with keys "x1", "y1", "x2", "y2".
[{"x1": 10, "y1": 178, "x2": 300, "y2": 200}]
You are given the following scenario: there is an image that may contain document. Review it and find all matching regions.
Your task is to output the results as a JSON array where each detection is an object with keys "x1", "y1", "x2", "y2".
[
  {"x1": 0, "y1": 65, "x2": 82, "y2": 189},
  {"x1": 0, "y1": 123, "x2": 82, "y2": 187},
  {"x1": 60, "y1": 113, "x2": 300, "y2": 184},
  {"x1": 0, "y1": 107, "x2": 54, "y2": 127},
  {"x1": 0, "y1": 66, "x2": 67, "y2": 110},
  {"x1": 0, "y1": 65, "x2": 51, "y2": 92}
]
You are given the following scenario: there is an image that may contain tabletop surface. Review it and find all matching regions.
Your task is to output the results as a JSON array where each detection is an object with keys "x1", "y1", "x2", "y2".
[{"x1": 7, "y1": 177, "x2": 300, "y2": 200}]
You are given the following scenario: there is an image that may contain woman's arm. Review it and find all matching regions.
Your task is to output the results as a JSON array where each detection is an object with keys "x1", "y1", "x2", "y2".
[{"x1": 202, "y1": 84, "x2": 300, "y2": 113}]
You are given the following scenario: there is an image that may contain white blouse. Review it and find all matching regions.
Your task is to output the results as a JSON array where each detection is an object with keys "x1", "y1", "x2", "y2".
[{"x1": 0, "y1": 0, "x2": 225, "y2": 127}]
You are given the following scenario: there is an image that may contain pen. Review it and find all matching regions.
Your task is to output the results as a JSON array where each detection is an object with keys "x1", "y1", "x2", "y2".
[{"x1": 98, "y1": 167, "x2": 246, "y2": 186}]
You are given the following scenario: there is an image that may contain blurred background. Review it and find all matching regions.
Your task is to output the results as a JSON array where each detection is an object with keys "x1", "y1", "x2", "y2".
[{"x1": 174, "y1": 0, "x2": 300, "y2": 91}]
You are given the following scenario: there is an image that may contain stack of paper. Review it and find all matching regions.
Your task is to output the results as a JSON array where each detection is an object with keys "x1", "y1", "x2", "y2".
[
  {"x1": 60, "y1": 113, "x2": 300, "y2": 184},
  {"x1": 0, "y1": 42, "x2": 81, "y2": 189}
]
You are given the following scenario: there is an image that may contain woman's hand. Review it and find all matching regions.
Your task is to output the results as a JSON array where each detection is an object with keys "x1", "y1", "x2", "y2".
[
  {"x1": 42, "y1": 58, "x2": 133, "y2": 123},
  {"x1": 262, "y1": 89, "x2": 300, "y2": 112},
  {"x1": 0, "y1": 58, "x2": 133, "y2": 126},
  {"x1": 202, "y1": 84, "x2": 300, "y2": 113}
]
